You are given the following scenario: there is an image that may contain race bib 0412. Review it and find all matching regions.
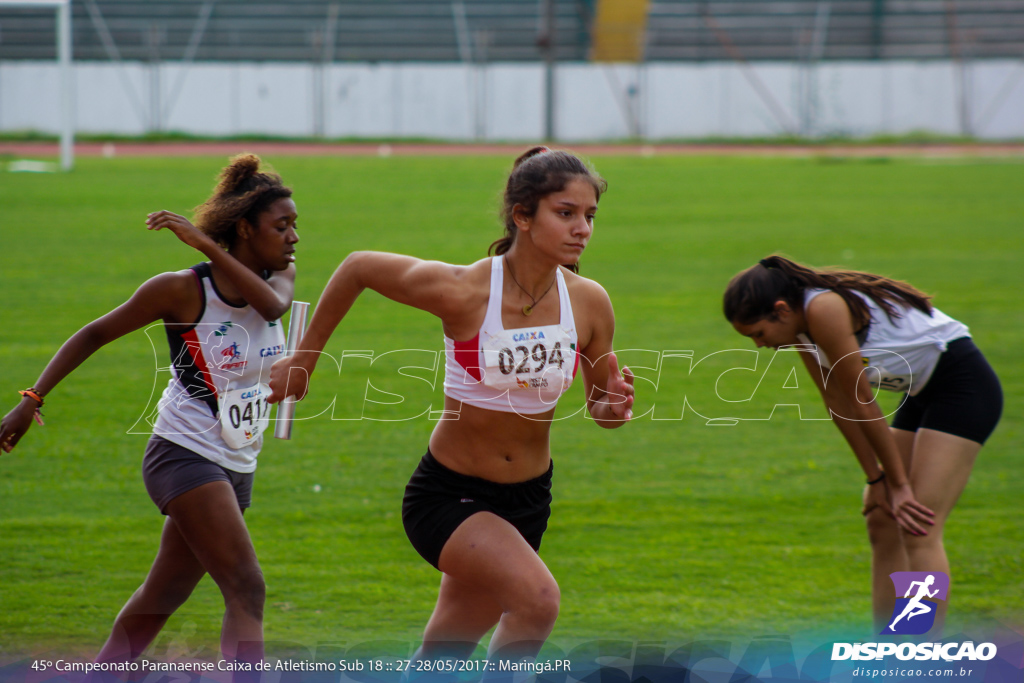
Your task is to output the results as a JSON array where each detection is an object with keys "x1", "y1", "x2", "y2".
[{"x1": 219, "y1": 383, "x2": 271, "y2": 449}]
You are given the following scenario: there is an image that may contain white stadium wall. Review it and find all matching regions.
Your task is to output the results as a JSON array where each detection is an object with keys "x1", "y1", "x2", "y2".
[{"x1": 1, "y1": 60, "x2": 1022, "y2": 140}]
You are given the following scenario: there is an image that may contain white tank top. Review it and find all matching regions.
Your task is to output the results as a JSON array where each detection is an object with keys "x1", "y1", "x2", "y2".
[
  {"x1": 444, "y1": 257, "x2": 579, "y2": 414},
  {"x1": 152, "y1": 263, "x2": 286, "y2": 472},
  {"x1": 797, "y1": 288, "x2": 969, "y2": 395}
]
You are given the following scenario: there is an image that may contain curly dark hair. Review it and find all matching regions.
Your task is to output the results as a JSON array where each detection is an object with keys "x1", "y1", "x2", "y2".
[
  {"x1": 489, "y1": 146, "x2": 607, "y2": 273},
  {"x1": 193, "y1": 154, "x2": 293, "y2": 249}
]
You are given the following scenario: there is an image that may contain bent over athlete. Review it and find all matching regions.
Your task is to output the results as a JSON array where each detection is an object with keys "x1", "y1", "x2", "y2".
[{"x1": 724, "y1": 255, "x2": 1001, "y2": 633}]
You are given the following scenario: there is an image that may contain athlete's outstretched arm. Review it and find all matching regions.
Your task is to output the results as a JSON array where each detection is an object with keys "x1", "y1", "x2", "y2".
[
  {"x1": 146, "y1": 210, "x2": 296, "y2": 321},
  {"x1": 0, "y1": 273, "x2": 196, "y2": 453},
  {"x1": 267, "y1": 251, "x2": 473, "y2": 403}
]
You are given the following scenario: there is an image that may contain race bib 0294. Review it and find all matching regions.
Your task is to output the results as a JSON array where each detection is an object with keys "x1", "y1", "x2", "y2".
[{"x1": 481, "y1": 324, "x2": 575, "y2": 397}]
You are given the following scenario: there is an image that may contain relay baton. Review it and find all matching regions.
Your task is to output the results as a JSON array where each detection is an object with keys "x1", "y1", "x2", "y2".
[{"x1": 274, "y1": 300, "x2": 309, "y2": 440}]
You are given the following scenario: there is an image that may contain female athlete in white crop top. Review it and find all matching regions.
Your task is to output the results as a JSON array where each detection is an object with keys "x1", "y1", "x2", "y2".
[
  {"x1": 0, "y1": 155, "x2": 299, "y2": 669},
  {"x1": 269, "y1": 147, "x2": 634, "y2": 668},
  {"x1": 443, "y1": 255, "x2": 580, "y2": 414},
  {"x1": 724, "y1": 255, "x2": 1002, "y2": 634}
]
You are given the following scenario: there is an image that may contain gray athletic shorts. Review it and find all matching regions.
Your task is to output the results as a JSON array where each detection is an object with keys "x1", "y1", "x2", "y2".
[{"x1": 143, "y1": 435, "x2": 254, "y2": 514}]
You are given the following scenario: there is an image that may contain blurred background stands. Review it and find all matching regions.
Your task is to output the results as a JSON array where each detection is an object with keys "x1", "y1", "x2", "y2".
[{"x1": 1, "y1": 0, "x2": 1022, "y2": 63}]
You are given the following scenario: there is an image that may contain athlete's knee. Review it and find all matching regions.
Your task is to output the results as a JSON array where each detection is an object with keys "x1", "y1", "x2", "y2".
[
  {"x1": 901, "y1": 529, "x2": 944, "y2": 558},
  {"x1": 218, "y1": 565, "x2": 266, "y2": 617},
  {"x1": 865, "y1": 507, "x2": 900, "y2": 548},
  {"x1": 511, "y1": 579, "x2": 560, "y2": 631}
]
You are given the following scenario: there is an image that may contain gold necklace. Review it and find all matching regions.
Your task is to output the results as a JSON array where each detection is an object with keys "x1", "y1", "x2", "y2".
[{"x1": 504, "y1": 255, "x2": 557, "y2": 316}]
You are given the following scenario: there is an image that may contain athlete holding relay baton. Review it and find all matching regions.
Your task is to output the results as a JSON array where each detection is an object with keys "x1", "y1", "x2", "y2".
[{"x1": 1, "y1": 154, "x2": 299, "y2": 669}]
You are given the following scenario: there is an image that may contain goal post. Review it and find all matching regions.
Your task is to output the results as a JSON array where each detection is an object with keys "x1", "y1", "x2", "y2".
[{"x1": 1, "y1": 0, "x2": 73, "y2": 170}]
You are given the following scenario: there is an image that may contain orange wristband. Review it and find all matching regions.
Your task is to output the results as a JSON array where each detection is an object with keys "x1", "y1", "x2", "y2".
[{"x1": 18, "y1": 388, "x2": 44, "y2": 407}]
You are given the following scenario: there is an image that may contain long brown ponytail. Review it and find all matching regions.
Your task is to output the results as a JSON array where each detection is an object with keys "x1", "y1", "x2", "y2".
[
  {"x1": 490, "y1": 146, "x2": 607, "y2": 273},
  {"x1": 723, "y1": 255, "x2": 934, "y2": 327}
]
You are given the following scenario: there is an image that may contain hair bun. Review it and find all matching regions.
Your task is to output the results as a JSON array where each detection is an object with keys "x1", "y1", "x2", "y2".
[
  {"x1": 216, "y1": 153, "x2": 262, "y2": 194},
  {"x1": 512, "y1": 146, "x2": 551, "y2": 169}
]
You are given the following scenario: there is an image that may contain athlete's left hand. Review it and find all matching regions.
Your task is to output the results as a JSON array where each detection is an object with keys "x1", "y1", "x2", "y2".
[
  {"x1": 888, "y1": 482, "x2": 935, "y2": 536},
  {"x1": 146, "y1": 211, "x2": 217, "y2": 254},
  {"x1": 602, "y1": 352, "x2": 635, "y2": 422}
]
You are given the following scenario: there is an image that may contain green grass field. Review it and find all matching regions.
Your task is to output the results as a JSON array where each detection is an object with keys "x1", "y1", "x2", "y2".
[{"x1": 0, "y1": 152, "x2": 1021, "y2": 660}]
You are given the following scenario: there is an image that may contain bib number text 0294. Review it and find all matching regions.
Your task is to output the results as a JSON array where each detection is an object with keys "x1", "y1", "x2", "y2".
[{"x1": 497, "y1": 342, "x2": 566, "y2": 376}]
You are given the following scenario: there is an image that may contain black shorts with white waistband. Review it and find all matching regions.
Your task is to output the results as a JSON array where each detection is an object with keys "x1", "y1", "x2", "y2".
[
  {"x1": 891, "y1": 337, "x2": 1002, "y2": 444},
  {"x1": 402, "y1": 449, "x2": 553, "y2": 570}
]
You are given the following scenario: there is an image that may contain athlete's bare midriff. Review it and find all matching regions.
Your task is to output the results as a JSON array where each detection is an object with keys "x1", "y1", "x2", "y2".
[{"x1": 428, "y1": 394, "x2": 555, "y2": 483}]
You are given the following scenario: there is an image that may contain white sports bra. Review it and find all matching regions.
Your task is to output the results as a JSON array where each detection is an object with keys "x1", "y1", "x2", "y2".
[{"x1": 443, "y1": 257, "x2": 579, "y2": 414}]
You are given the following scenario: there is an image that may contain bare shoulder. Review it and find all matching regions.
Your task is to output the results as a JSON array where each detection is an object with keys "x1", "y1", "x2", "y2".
[
  {"x1": 563, "y1": 268, "x2": 613, "y2": 314},
  {"x1": 437, "y1": 256, "x2": 496, "y2": 336},
  {"x1": 444, "y1": 256, "x2": 492, "y2": 305},
  {"x1": 805, "y1": 290, "x2": 846, "y2": 314},
  {"x1": 452, "y1": 256, "x2": 493, "y2": 284},
  {"x1": 139, "y1": 269, "x2": 203, "y2": 324},
  {"x1": 804, "y1": 290, "x2": 865, "y2": 364},
  {"x1": 136, "y1": 269, "x2": 193, "y2": 296},
  {"x1": 805, "y1": 290, "x2": 856, "y2": 335}
]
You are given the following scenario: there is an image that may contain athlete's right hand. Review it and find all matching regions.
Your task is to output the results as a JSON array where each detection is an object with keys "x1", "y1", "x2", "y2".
[
  {"x1": 603, "y1": 352, "x2": 635, "y2": 421},
  {"x1": 146, "y1": 210, "x2": 217, "y2": 254},
  {"x1": 861, "y1": 479, "x2": 894, "y2": 519},
  {"x1": 0, "y1": 401, "x2": 38, "y2": 454},
  {"x1": 267, "y1": 354, "x2": 316, "y2": 404}
]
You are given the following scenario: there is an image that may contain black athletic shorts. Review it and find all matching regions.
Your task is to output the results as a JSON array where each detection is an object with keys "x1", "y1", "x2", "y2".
[
  {"x1": 402, "y1": 449, "x2": 553, "y2": 570},
  {"x1": 891, "y1": 337, "x2": 1002, "y2": 444},
  {"x1": 143, "y1": 435, "x2": 254, "y2": 514}
]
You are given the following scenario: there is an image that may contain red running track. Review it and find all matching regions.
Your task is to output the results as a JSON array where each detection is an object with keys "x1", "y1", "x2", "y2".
[{"x1": 2, "y1": 141, "x2": 1024, "y2": 159}]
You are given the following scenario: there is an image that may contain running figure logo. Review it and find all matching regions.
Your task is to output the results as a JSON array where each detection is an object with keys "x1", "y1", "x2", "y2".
[
  {"x1": 221, "y1": 342, "x2": 242, "y2": 361},
  {"x1": 883, "y1": 571, "x2": 950, "y2": 635}
]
